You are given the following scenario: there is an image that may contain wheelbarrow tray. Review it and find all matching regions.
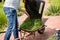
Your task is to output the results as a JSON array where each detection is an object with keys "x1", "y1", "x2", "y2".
[
  {"x1": 19, "y1": 0, "x2": 45, "y2": 32},
  {"x1": 19, "y1": 1, "x2": 45, "y2": 39},
  {"x1": 20, "y1": 17, "x2": 42, "y2": 31}
]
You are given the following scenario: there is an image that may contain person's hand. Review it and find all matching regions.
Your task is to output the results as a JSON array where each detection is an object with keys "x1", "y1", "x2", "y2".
[
  {"x1": 18, "y1": 8, "x2": 20, "y2": 12},
  {"x1": 23, "y1": 0, "x2": 26, "y2": 3},
  {"x1": 18, "y1": 8, "x2": 30, "y2": 17},
  {"x1": 26, "y1": 13, "x2": 30, "y2": 17}
]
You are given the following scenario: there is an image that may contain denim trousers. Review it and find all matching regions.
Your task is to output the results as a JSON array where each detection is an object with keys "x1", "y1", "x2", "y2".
[{"x1": 3, "y1": 7, "x2": 18, "y2": 40}]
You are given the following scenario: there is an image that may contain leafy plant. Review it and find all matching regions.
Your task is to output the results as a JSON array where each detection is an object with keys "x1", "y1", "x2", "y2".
[
  {"x1": 45, "y1": 5, "x2": 60, "y2": 16},
  {"x1": 0, "y1": 13, "x2": 7, "y2": 32},
  {"x1": 45, "y1": 0, "x2": 60, "y2": 16},
  {"x1": 47, "y1": 34, "x2": 56, "y2": 40},
  {"x1": 20, "y1": 0, "x2": 24, "y2": 8},
  {"x1": 0, "y1": 6, "x2": 7, "y2": 32}
]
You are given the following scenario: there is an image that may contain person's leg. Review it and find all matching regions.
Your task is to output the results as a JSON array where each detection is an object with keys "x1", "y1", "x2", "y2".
[
  {"x1": 3, "y1": 7, "x2": 14, "y2": 40},
  {"x1": 12, "y1": 10, "x2": 19, "y2": 39}
]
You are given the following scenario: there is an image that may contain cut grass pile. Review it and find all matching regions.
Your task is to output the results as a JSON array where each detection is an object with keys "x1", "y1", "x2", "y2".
[{"x1": 20, "y1": 17, "x2": 42, "y2": 31}]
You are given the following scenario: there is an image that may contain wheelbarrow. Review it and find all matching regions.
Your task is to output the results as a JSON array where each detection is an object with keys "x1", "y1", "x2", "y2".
[{"x1": 19, "y1": 0, "x2": 46, "y2": 40}]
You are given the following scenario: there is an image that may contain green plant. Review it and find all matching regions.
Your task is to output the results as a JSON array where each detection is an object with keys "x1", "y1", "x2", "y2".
[
  {"x1": 47, "y1": 34, "x2": 56, "y2": 40},
  {"x1": 20, "y1": 0, "x2": 24, "y2": 8},
  {"x1": 45, "y1": 5, "x2": 60, "y2": 16},
  {"x1": 0, "y1": 13, "x2": 7, "y2": 32},
  {"x1": 45, "y1": 0, "x2": 60, "y2": 16},
  {"x1": 0, "y1": 7, "x2": 7, "y2": 32}
]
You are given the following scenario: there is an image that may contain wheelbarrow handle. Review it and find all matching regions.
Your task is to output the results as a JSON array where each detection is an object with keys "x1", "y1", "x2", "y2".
[{"x1": 39, "y1": 1, "x2": 45, "y2": 17}]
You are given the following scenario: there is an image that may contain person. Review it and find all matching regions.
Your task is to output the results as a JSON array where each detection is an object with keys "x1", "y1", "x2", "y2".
[{"x1": 3, "y1": 0, "x2": 29, "y2": 40}]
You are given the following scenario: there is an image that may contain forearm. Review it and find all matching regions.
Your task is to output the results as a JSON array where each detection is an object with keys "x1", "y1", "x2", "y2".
[
  {"x1": 18, "y1": 8, "x2": 29, "y2": 16},
  {"x1": 23, "y1": 0, "x2": 26, "y2": 3}
]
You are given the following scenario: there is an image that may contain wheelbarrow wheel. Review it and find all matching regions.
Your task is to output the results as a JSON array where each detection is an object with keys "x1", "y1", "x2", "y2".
[{"x1": 38, "y1": 25, "x2": 45, "y2": 34}]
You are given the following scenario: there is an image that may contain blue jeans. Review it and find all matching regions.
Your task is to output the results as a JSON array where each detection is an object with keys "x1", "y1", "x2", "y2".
[{"x1": 3, "y1": 7, "x2": 18, "y2": 40}]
